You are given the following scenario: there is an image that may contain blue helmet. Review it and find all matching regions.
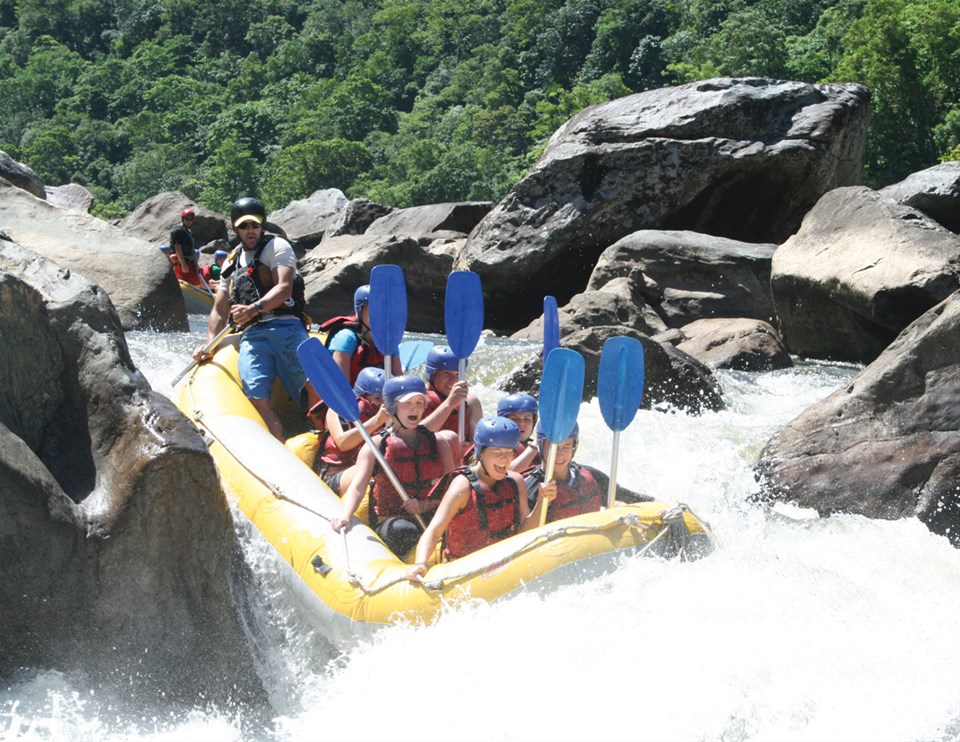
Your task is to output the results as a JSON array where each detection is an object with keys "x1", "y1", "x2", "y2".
[
  {"x1": 497, "y1": 393, "x2": 538, "y2": 417},
  {"x1": 425, "y1": 345, "x2": 460, "y2": 381},
  {"x1": 382, "y1": 374, "x2": 427, "y2": 416},
  {"x1": 353, "y1": 366, "x2": 385, "y2": 398},
  {"x1": 474, "y1": 416, "x2": 521, "y2": 451},
  {"x1": 535, "y1": 422, "x2": 580, "y2": 450},
  {"x1": 354, "y1": 284, "x2": 371, "y2": 318}
]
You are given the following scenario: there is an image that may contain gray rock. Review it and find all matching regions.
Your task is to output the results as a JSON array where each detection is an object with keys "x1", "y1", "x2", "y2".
[
  {"x1": 367, "y1": 202, "x2": 493, "y2": 238},
  {"x1": 119, "y1": 191, "x2": 229, "y2": 248},
  {"x1": 501, "y1": 325, "x2": 724, "y2": 414},
  {"x1": 1, "y1": 179, "x2": 186, "y2": 331},
  {"x1": 755, "y1": 290, "x2": 960, "y2": 546},
  {"x1": 460, "y1": 78, "x2": 869, "y2": 331},
  {"x1": 0, "y1": 240, "x2": 263, "y2": 703},
  {"x1": 670, "y1": 317, "x2": 793, "y2": 371},
  {"x1": 301, "y1": 234, "x2": 453, "y2": 333},
  {"x1": 771, "y1": 186, "x2": 960, "y2": 363},
  {"x1": 588, "y1": 230, "x2": 778, "y2": 328},
  {"x1": 0, "y1": 152, "x2": 45, "y2": 199},
  {"x1": 44, "y1": 183, "x2": 94, "y2": 212},
  {"x1": 268, "y1": 188, "x2": 350, "y2": 251},
  {"x1": 324, "y1": 198, "x2": 395, "y2": 238},
  {"x1": 880, "y1": 162, "x2": 960, "y2": 233}
]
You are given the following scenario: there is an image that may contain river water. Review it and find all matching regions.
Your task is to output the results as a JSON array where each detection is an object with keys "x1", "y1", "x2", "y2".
[{"x1": 4, "y1": 317, "x2": 959, "y2": 741}]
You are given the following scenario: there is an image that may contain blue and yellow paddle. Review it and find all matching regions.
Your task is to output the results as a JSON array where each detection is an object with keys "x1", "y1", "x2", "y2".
[
  {"x1": 369, "y1": 264, "x2": 407, "y2": 382},
  {"x1": 538, "y1": 347, "x2": 585, "y2": 526},
  {"x1": 297, "y1": 337, "x2": 424, "y2": 528},
  {"x1": 597, "y1": 336, "x2": 645, "y2": 509},
  {"x1": 444, "y1": 270, "x2": 484, "y2": 442}
]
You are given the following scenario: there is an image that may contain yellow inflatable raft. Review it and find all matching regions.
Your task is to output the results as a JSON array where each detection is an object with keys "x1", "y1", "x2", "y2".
[
  {"x1": 175, "y1": 332, "x2": 715, "y2": 645},
  {"x1": 179, "y1": 279, "x2": 215, "y2": 314}
]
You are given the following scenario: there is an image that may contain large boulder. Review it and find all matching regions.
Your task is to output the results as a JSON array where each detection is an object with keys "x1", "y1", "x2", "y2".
[
  {"x1": 0, "y1": 239, "x2": 263, "y2": 703},
  {"x1": 460, "y1": 77, "x2": 869, "y2": 332},
  {"x1": 771, "y1": 186, "x2": 960, "y2": 363},
  {"x1": 118, "y1": 191, "x2": 229, "y2": 248},
  {"x1": 324, "y1": 198, "x2": 395, "y2": 239},
  {"x1": 268, "y1": 188, "x2": 349, "y2": 251},
  {"x1": 587, "y1": 230, "x2": 778, "y2": 328},
  {"x1": 1, "y1": 179, "x2": 186, "y2": 331},
  {"x1": 367, "y1": 202, "x2": 493, "y2": 239},
  {"x1": 0, "y1": 150, "x2": 45, "y2": 198},
  {"x1": 880, "y1": 162, "x2": 960, "y2": 234},
  {"x1": 301, "y1": 234, "x2": 454, "y2": 332},
  {"x1": 667, "y1": 317, "x2": 793, "y2": 371},
  {"x1": 44, "y1": 183, "x2": 94, "y2": 213},
  {"x1": 755, "y1": 291, "x2": 960, "y2": 546}
]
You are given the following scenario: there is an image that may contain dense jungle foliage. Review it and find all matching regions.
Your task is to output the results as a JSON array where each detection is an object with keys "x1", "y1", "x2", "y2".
[{"x1": 1, "y1": 0, "x2": 958, "y2": 218}]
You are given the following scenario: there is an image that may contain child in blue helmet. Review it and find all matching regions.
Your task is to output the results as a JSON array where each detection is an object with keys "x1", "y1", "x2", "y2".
[
  {"x1": 496, "y1": 393, "x2": 542, "y2": 472},
  {"x1": 524, "y1": 423, "x2": 652, "y2": 523},
  {"x1": 324, "y1": 284, "x2": 401, "y2": 384},
  {"x1": 332, "y1": 374, "x2": 458, "y2": 557},
  {"x1": 406, "y1": 416, "x2": 557, "y2": 580},
  {"x1": 422, "y1": 345, "x2": 483, "y2": 443}
]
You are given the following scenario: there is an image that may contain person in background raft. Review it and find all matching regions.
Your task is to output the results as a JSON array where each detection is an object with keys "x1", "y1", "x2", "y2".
[
  {"x1": 422, "y1": 345, "x2": 483, "y2": 443},
  {"x1": 192, "y1": 197, "x2": 308, "y2": 441},
  {"x1": 459, "y1": 392, "x2": 541, "y2": 470},
  {"x1": 199, "y1": 249, "x2": 228, "y2": 288},
  {"x1": 321, "y1": 284, "x2": 401, "y2": 385},
  {"x1": 405, "y1": 417, "x2": 557, "y2": 580},
  {"x1": 170, "y1": 208, "x2": 201, "y2": 286},
  {"x1": 332, "y1": 375, "x2": 458, "y2": 558},
  {"x1": 524, "y1": 424, "x2": 652, "y2": 523}
]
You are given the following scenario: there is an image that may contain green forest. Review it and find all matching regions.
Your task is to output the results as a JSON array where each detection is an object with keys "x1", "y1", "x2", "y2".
[{"x1": 1, "y1": 0, "x2": 958, "y2": 218}]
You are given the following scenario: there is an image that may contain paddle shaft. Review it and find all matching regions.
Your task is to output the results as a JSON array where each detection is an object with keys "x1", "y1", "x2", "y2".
[
  {"x1": 355, "y1": 423, "x2": 426, "y2": 529},
  {"x1": 457, "y1": 358, "x2": 467, "y2": 443},
  {"x1": 198, "y1": 270, "x2": 215, "y2": 298},
  {"x1": 170, "y1": 322, "x2": 235, "y2": 387},
  {"x1": 607, "y1": 430, "x2": 621, "y2": 509},
  {"x1": 539, "y1": 443, "x2": 560, "y2": 527}
]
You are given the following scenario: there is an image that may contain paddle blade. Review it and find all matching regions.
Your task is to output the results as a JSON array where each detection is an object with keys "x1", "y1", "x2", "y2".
[
  {"x1": 538, "y1": 348, "x2": 585, "y2": 443},
  {"x1": 398, "y1": 339, "x2": 434, "y2": 372},
  {"x1": 543, "y1": 295, "x2": 559, "y2": 361},
  {"x1": 369, "y1": 264, "x2": 407, "y2": 356},
  {"x1": 444, "y1": 271, "x2": 484, "y2": 358},
  {"x1": 598, "y1": 336, "x2": 645, "y2": 432},
  {"x1": 297, "y1": 337, "x2": 360, "y2": 423}
]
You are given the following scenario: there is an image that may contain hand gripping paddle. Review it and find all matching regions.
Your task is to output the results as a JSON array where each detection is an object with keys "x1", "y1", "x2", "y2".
[
  {"x1": 597, "y1": 336, "x2": 645, "y2": 508},
  {"x1": 537, "y1": 347, "x2": 585, "y2": 526},
  {"x1": 369, "y1": 264, "x2": 408, "y2": 382},
  {"x1": 297, "y1": 337, "x2": 424, "y2": 528},
  {"x1": 443, "y1": 271, "x2": 484, "y2": 442}
]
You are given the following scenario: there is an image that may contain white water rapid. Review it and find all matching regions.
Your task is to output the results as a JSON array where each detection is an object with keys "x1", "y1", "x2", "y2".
[{"x1": 3, "y1": 318, "x2": 958, "y2": 742}]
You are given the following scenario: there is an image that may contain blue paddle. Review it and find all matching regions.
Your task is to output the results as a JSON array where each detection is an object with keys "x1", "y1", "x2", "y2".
[
  {"x1": 443, "y1": 271, "x2": 484, "y2": 442},
  {"x1": 543, "y1": 295, "x2": 559, "y2": 362},
  {"x1": 398, "y1": 340, "x2": 434, "y2": 372},
  {"x1": 537, "y1": 347, "x2": 585, "y2": 526},
  {"x1": 297, "y1": 337, "x2": 424, "y2": 528},
  {"x1": 598, "y1": 337, "x2": 645, "y2": 509},
  {"x1": 369, "y1": 264, "x2": 407, "y2": 382}
]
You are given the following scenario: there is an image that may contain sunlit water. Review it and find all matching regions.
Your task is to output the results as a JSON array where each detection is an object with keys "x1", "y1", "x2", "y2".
[{"x1": 4, "y1": 317, "x2": 959, "y2": 742}]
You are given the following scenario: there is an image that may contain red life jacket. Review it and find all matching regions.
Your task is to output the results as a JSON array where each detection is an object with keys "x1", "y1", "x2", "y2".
[
  {"x1": 318, "y1": 396, "x2": 381, "y2": 470},
  {"x1": 548, "y1": 463, "x2": 603, "y2": 522},
  {"x1": 442, "y1": 466, "x2": 521, "y2": 560},
  {"x1": 372, "y1": 426, "x2": 444, "y2": 520},
  {"x1": 425, "y1": 389, "x2": 461, "y2": 435},
  {"x1": 319, "y1": 315, "x2": 385, "y2": 385}
]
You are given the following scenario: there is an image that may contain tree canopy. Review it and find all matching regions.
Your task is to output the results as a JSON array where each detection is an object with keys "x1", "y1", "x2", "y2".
[{"x1": 1, "y1": 0, "x2": 957, "y2": 217}]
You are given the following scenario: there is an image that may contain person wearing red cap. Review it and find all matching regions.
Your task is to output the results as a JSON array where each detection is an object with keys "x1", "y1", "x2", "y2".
[{"x1": 169, "y1": 207, "x2": 201, "y2": 286}]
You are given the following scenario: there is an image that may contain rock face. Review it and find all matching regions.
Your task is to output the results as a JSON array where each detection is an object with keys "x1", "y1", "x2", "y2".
[
  {"x1": 367, "y1": 202, "x2": 492, "y2": 238},
  {"x1": 118, "y1": 191, "x2": 229, "y2": 248},
  {"x1": 0, "y1": 240, "x2": 263, "y2": 703},
  {"x1": 268, "y1": 188, "x2": 350, "y2": 251},
  {"x1": 755, "y1": 291, "x2": 960, "y2": 546},
  {"x1": 1, "y1": 180, "x2": 186, "y2": 331},
  {"x1": 771, "y1": 186, "x2": 960, "y2": 364},
  {"x1": 0, "y1": 152, "x2": 45, "y2": 198},
  {"x1": 668, "y1": 317, "x2": 793, "y2": 371},
  {"x1": 880, "y1": 162, "x2": 960, "y2": 233},
  {"x1": 587, "y1": 230, "x2": 778, "y2": 328},
  {"x1": 324, "y1": 198, "x2": 394, "y2": 238},
  {"x1": 301, "y1": 234, "x2": 454, "y2": 332},
  {"x1": 461, "y1": 78, "x2": 870, "y2": 331},
  {"x1": 45, "y1": 183, "x2": 94, "y2": 212}
]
